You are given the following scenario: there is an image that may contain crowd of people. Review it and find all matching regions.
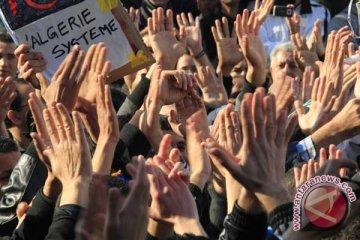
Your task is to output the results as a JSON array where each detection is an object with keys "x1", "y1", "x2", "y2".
[{"x1": 0, "y1": 0, "x2": 360, "y2": 239}]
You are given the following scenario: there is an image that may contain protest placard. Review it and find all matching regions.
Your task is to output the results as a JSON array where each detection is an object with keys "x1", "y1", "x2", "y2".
[{"x1": 0, "y1": 0, "x2": 154, "y2": 82}]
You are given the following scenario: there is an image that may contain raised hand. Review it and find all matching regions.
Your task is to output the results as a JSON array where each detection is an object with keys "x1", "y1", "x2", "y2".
[
  {"x1": 215, "y1": 104, "x2": 241, "y2": 156},
  {"x1": 15, "y1": 44, "x2": 47, "y2": 89},
  {"x1": 203, "y1": 88, "x2": 297, "y2": 213},
  {"x1": 168, "y1": 90, "x2": 205, "y2": 137},
  {"x1": 307, "y1": 19, "x2": 325, "y2": 57},
  {"x1": 146, "y1": 134, "x2": 188, "y2": 180},
  {"x1": 37, "y1": 45, "x2": 88, "y2": 111},
  {"x1": 77, "y1": 43, "x2": 111, "y2": 112},
  {"x1": 294, "y1": 77, "x2": 336, "y2": 135},
  {"x1": 186, "y1": 99, "x2": 211, "y2": 190},
  {"x1": 320, "y1": 32, "x2": 345, "y2": 95},
  {"x1": 148, "y1": 8, "x2": 186, "y2": 70},
  {"x1": 147, "y1": 165, "x2": 207, "y2": 236},
  {"x1": 105, "y1": 156, "x2": 150, "y2": 240},
  {"x1": 212, "y1": 16, "x2": 243, "y2": 76},
  {"x1": 128, "y1": 7, "x2": 140, "y2": 31},
  {"x1": 30, "y1": 101, "x2": 92, "y2": 207},
  {"x1": 91, "y1": 74, "x2": 120, "y2": 174},
  {"x1": 194, "y1": 66, "x2": 228, "y2": 108},
  {"x1": 236, "y1": 10, "x2": 266, "y2": 86},
  {"x1": 151, "y1": 67, "x2": 194, "y2": 105},
  {"x1": 253, "y1": 0, "x2": 275, "y2": 25},
  {"x1": 269, "y1": 71, "x2": 295, "y2": 118},
  {"x1": 294, "y1": 145, "x2": 346, "y2": 187},
  {"x1": 291, "y1": 33, "x2": 319, "y2": 73},
  {"x1": 176, "y1": 12, "x2": 202, "y2": 57},
  {"x1": 0, "y1": 77, "x2": 16, "y2": 123}
]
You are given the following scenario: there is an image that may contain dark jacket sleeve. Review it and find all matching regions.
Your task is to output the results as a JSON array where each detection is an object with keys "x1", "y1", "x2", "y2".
[
  {"x1": 219, "y1": 202, "x2": 267, "y2": 240},
  {"x1": 0, "y1": 143, "x2": 47, "y2": 237},
  {"x1": 44, "y1": 205, "x2": 82, "y2": 240},
  {"x1": 117, "y1": 75, "x2": 150, "y2": 118},
  {"x1": 11, "y1": 189, "x2": 56, "y2": 240},
  {"x1": 111, "y1": 124, "x2": 152, "y2": 177}
]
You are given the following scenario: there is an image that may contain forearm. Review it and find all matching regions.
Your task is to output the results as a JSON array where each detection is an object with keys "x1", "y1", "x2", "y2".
[
  {"x1": 140, "y1": 95, "x2": 163, "y2": 151},
  {"x1": 174, "y1": 218, "x2": 207, "y2": 237},
  {"x1": 255, "y1": 186, "x2": 292, "y2": 214},
  {"x1": 92, "y1": 141, "x2": 117, "y2": 174},
  {"x1": 60, "y1": 180, "x2": 90, "y2": 208}
]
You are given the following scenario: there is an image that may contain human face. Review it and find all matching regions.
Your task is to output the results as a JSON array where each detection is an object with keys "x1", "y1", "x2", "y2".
[
  {"x1": 0, "y1": 151, "x2": 20, "y2": 191},
  {"x1": 177, "y1": 55, "x2": 196, "y2": 75},
  {"x1": 270, "y1": 50, "x2": 302, "y2": 80},
  {"x1": 0, "y1": 41, "x2": 17, "y2": 79},
  {"x1": 15, "y1": 82, "x2": 34, "y2": 128}
]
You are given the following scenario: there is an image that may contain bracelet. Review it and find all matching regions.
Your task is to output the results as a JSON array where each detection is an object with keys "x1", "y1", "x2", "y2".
[{"x1": 192, "y1": 49, "x2": 205, "y2": 59}]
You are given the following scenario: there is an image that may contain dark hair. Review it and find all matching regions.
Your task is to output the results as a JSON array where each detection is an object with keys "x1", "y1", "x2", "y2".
[
  {"x1": 0, "y1": 138, "x2": 19, "y2": 153},
  {"x1": 0, "y1": 32, "x2": 14, "y2": 44}
]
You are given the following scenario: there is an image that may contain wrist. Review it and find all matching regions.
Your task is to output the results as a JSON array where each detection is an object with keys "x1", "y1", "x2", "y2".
[
  {"x1": 147, "y1": 219, "x2": 174, "y2": 239},
  {"x1": 190, "y1": 172, "x2": 210, "y2": 191},
  {"x1": 60, "y1": 178, "x2": 90, "y2": 207},
  {"x1": 174, "y1": 217, "x2": 206, "y2": 236},
  {"x1": 218, "y1": 62, "x2": 234, "y2": 77},
  {"x1": 255, "y1": 186, "x2": 291, "y2": 214},
  {"x1": 43, "y1": 176, "x2": 61, "y2": 201},
  {"x1": 246, "y1": 65, "x2": 266, "y2": 87},
  {"x1": 189, "y1": 46, "x2": 203, "y2": 57}
]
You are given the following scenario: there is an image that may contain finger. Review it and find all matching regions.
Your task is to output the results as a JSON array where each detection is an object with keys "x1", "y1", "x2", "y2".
[
  {"x1": 58, "y1": 45, "x2": 80, "y2": 82},
  {"x1": 300, "y1": 164, "x2": 308, "y2": 185},
  {"x1": 319, "y1": 148, "x2": 327, "y2": 167},
  {"x1": 294, "y1": 167, "x2": 301, "y2": 187},
  {"x1": 211, "y1": 26, "x2": 220, "y2": 42},
  {"x1": 158, "y1": 134, "x2": 172, "y2": 160},
  {"x1": 43, "y1": 108, "x2": 59, "y2": 145},
  {"x1": 188, "y1": 13, "x2": 195, "y2": 26},
  {"x1": 69, "y1": 50, "x2": 85, "y2": 84},
  {"x1": 49, "y1": 103, "x2": 66, "y2": 141},
  {"x1": 72, "y1": 111, "x2": 87, "y2": 144},
  {"x1": 96, "y1": 45, "x2": 108, "y2": 74},
  {"x1": 181, "y1": 12, "x2": 189, "y2": 26},
  {"x1": 165, "y1": 9, "x2": 174, "y2": 31},
  {"x1": 215, "y1": 19, "x2": 224, "y2": 39},
  {"x1": 222, "y1": 17, "x2": 230, "y2": 38},
  {"x1": 308, "y1": 159, "x2": 315, "y2": 179},
  {"x1": 56, "y1": 103, "x2": 76, "y2": 140}
]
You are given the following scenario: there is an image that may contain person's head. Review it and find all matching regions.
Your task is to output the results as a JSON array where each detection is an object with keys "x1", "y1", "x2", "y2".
[
  {"x1": 269, "y1": 42, "x2": 302, "y2": 80},
  {"x1": 177, "y1": 54, "x2": 196, "y2": 75},
  {"x1": 5, "y1": 79, "x2": 34, "y2": 131},
  {"x1": 0, "y1": 32, "x2": 16, "y2": 79},
  {"x1": 197, "y1": 0, "x2": 219, "y2": 16},
  {"x1": 0, "y1": 138, "x2": 20, "y2": 193}
]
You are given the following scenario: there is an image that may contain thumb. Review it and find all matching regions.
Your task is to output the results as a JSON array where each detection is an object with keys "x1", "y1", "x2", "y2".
[
  {"x1": 16, "y1": 202, "x2": 29, "y2": 220},
  {"x1": 35, "y1": 73, "x2": 49, "y2": 91}
]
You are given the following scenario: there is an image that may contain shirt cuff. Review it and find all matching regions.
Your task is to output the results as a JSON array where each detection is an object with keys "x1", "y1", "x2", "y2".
[{"x1": 296, "y1": 136, "x2": 316, "y2": 161}]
